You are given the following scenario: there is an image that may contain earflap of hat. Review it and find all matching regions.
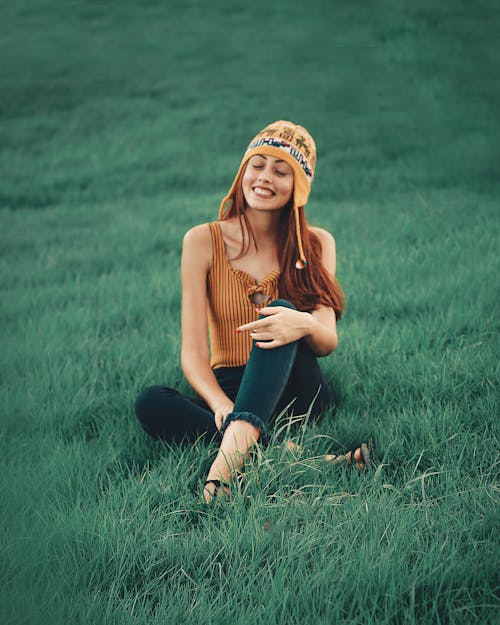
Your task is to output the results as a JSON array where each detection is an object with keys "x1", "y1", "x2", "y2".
[
  {"x1": 292, "y1": 202, "x2": 307, "y2": 269},
  {"x1": 218, "y1": 154, "x2": 250, "y2": 219}
]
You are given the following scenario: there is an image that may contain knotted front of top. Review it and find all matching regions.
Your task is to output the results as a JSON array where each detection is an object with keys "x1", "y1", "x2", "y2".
[
  {"x1": 245, "y1": 274, "x2": 279, "y2": 307},
  {"x1": 206, "y1": 222, "x2": 280, "y2": 368}
]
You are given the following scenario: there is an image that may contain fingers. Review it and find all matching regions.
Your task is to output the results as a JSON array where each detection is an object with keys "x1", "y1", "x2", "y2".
[
  {"x1": 249, "y1": 332, "x2": 273, "y2": 341},
  {"x1": 237, "y1": 320, "x2": 271, "y2": 333},
  {"x1": 255, "y1": 306, "x2": 282, "y2": 315},
  {"x1": 214, "y1": 402, "x2": 234, "y2": 431},
  {"x1": 214, "y1": 412, "x2": 224, "y2": 431},
  {"x1": 254, "y1": 340, "x2": 282, "y2": 349}
]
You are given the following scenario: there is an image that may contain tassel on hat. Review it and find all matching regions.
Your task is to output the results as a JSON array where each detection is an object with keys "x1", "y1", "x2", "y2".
[{"x1": 218, "y1": 120, "x2": 317, "y2": 269}]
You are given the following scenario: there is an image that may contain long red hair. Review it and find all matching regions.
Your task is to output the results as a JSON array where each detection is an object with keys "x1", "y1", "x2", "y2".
[{"x1": 220, "y1": 162, "x2": 346, "y2": 320}]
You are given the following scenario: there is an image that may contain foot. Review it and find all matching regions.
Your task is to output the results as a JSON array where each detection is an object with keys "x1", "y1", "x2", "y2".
[
  {"x1": 203, "y1": 479, "x2": 231, "y2": 503},
  {"x1": 324, "y1": 444, "x2": 371, "y2": 471},
  {"x1": 345, "y1": 447, "x2": 366, "y2": 470},
  {"x1": 284, "y1": 440, "x2": 373, "y2": 471},
  {"x1": 203, "y1": 420, "x2": 260, "y2": 503}
]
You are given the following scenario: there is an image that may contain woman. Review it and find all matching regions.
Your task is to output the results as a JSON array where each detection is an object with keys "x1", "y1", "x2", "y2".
[{"x1": 135, "y1": 120, "x2": 371, "y2": 503}]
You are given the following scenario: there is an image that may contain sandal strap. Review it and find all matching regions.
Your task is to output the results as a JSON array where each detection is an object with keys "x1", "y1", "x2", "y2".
[
  {"x1": 204, "y1": 479, "x2": 230, "y2": 489},
  {"x1": 360, "y1": 442, "x2": 373, "y2": 469}
]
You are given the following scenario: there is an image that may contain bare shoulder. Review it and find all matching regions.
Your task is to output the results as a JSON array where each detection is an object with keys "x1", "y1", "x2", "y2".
[
  {"x1": 309, "y1": 226, "x2": 336, "y2": 276},
  {"x1": 309, "y1": 226, "x2": 336, "y2": 248},
  {"x1": 183, "y1": 222, "x2": 212, "y2": 244},
  {"x1": 182, "y1": 222, "x2": 213, "y2": 268}
]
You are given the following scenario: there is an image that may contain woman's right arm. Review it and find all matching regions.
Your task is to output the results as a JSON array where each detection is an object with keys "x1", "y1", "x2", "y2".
[{"x1": 180, "y1": 224, "x2": 234, "y2": 422}]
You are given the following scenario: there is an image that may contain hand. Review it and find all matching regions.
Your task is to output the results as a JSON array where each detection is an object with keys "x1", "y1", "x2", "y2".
[
  {"x1": 236, "y1": 306, "x2": 313, "y2": 349},
  {"x1": 213, "y1": 400, "x2": 234, "y2": 432}
]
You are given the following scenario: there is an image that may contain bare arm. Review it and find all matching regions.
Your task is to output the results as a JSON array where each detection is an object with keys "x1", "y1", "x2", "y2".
[
  {"x1": 181, "y1": 225, "x2": 259, "y2": 501},
  {"x1": 180, "y1": 224, "x2": 233, "y2": 415},
  {"x1": 236, "y1": 227, "x2": 339, "y2": 357},
  {"x1": 302, "y1": 228, "x2": 338, "y2": 356}
]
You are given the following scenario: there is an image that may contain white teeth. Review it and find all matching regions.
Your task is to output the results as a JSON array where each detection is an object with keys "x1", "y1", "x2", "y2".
[{"x1": 254, "y1": 187, "x2": 274, "y2": 196}]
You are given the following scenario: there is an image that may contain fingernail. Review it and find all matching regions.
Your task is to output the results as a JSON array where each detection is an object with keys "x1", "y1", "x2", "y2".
[{"x1": 235, "y1": 328, "x2": 241, "y2": 333}]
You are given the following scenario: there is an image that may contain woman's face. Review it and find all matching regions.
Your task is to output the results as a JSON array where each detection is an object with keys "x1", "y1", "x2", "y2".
[{"x1": 242, "y1": 154, "x2": 294, "y2": 212}]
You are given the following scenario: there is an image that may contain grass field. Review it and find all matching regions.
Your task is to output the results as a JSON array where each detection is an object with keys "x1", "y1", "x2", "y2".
[{"x1": 1, "y1": 1, "x2": 499, "y2": 623}]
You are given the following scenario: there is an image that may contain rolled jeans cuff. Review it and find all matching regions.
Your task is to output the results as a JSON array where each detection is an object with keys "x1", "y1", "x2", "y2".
[{"x1": 220, "y1": 411, "x2": 269, "y2": 445}]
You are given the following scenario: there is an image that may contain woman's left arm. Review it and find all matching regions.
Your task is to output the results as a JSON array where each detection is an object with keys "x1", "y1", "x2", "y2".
[
  {"x1": 237, "y1": 228, "x2": 338, "y2": 357},
  {"x1": 301, "y1": 305, "x2": 337, "y2": 356},
  {"x1": 302, "y1": 228, "x2": 338, "y2": 356}
]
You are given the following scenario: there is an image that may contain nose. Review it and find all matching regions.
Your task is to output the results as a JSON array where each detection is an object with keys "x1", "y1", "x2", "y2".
[{"x1": 257, "y1": 164, "x2": 273, "y2": 182}]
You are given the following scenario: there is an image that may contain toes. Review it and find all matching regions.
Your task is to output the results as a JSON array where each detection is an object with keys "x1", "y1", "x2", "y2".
[
  {"x1": 203, "y1": 482, "x2": 231, "y2": 503},
  {"x1": 324, "y1": 454, "x2": 343, "y2": 463},
  {"x1": 203, "y1": 484, "x2": 216, "y2": 503},
  {"x1": 323, "y1": 448, "x2": 369, "y2": 470}
]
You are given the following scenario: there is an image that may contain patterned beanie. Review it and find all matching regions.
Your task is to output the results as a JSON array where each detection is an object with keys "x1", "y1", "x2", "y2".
[{"x1": 218, "y1": 120, "x2": 317, "y2": 269}]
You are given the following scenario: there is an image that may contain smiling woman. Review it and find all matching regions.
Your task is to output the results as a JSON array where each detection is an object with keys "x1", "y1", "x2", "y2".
[
  {"x1": 242, "y1": 154, "x2": 294, "y2": 210},
  {"x1": 134, "y1": 120, "x2": 369, "y2": 504}
]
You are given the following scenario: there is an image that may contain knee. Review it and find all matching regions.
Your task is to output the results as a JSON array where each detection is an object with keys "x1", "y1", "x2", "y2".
[{"x1": 134, "y1": 385, "x2": 177, "y2": 432}]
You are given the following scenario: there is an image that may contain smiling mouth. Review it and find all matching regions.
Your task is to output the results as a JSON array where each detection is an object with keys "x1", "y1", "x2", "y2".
[{"x1": 253, "y1": 187, "x2": 275, "y2": 197}]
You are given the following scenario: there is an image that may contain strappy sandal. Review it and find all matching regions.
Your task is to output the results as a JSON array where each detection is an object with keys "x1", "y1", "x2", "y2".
[
  {"x1": 204, "y1": 479, "x2": 231, "y2": 499},
  {"x1": 324, "y1": 442, "x2": 373, "y2": 472},
  {"x1": 345, "y1": 442, "x2": 373, "y2": 471},
  {"x1": 286, "y1": 440, "x2": 374, "y2": 471}
]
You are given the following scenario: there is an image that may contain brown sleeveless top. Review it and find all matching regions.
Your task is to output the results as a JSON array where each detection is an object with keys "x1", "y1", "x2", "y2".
[{"x1": 207, "y1": 221, "x2": 280, "y2": 369}]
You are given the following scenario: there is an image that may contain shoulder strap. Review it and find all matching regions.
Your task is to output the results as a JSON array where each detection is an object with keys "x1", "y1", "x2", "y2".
[{"x1": 207, "y1": 221, "x2": 223, "y2": 273}]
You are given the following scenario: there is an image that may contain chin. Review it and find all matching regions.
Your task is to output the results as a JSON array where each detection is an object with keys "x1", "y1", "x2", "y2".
[{"x1": 251, "y1": 204, "x2": 284, "y2": 212}]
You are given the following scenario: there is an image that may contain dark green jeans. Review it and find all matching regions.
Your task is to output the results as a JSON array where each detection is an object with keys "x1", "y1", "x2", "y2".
[{"x1": 135, "y1": 299, "x2": 336, "y2": 447}]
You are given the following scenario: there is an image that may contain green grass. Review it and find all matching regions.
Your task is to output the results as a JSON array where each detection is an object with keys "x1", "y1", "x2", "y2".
[{"x1": 1, "y1": 1, "x2": 499, "y2": 623}]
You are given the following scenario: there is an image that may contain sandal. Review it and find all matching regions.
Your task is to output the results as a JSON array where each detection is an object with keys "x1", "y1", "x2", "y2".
[
  {"x1": 286, "y1": 439, "x2": 374, "y2": 471},
  {"x1": 345, "y1": 442, "x2": 373, "y2": 471},
  {"x1": 324, "y1": 442, "x2": 373, "y2": 471},
  {"x1": 204, "y1": 479, "x2": 231, "y2": 498}
]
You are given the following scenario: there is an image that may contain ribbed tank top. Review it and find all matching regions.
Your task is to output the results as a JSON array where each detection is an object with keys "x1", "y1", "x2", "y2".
[{"x1": 207, "y1": 221, "x2": 280, "y2": 369}]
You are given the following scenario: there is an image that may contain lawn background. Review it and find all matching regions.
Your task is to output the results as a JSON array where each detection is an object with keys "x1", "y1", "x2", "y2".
[{"x1": 1, "y1": 1, "x2": 499, "y2": 624}]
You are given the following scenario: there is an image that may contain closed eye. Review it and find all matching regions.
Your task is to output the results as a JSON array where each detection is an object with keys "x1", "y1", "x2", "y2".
[{"x1": 252, "y1": 165, "x2": 287, "y2": 176}]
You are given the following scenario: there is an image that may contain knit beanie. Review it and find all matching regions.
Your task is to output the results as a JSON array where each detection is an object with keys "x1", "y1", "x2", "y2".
[{"x1": 218, "y1": 120, "x2": 317, "y2": 269}]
